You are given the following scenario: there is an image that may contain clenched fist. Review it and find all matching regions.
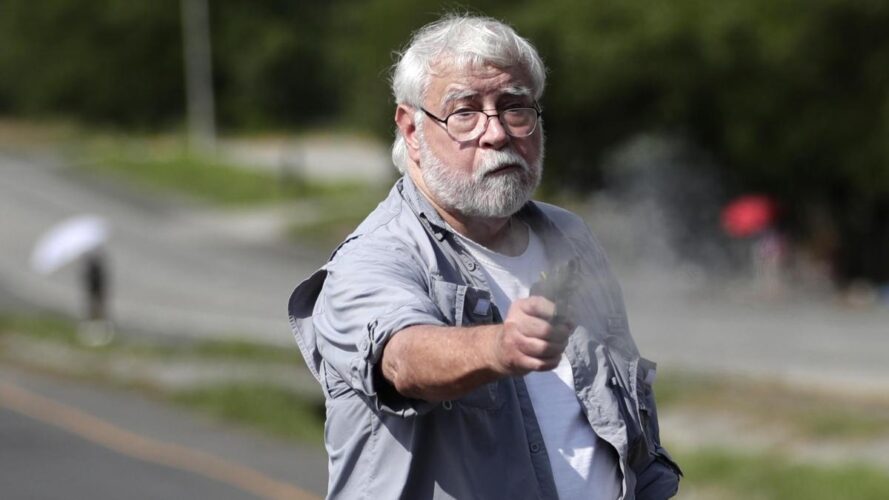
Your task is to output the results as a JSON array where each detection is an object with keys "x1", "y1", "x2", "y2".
[{"x1": 491, "y1": 296, "x2": 574, "y2": 376}]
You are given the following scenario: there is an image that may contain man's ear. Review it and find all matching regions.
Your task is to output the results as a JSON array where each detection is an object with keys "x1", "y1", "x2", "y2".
[{"x1": 395, "y1": 105, "x2": 421, "y2": 164}]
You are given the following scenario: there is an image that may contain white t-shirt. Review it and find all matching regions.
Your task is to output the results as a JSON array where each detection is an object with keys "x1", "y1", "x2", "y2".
[{"x1": 455, "y1": 224, "x2": 621, "y2": 500}]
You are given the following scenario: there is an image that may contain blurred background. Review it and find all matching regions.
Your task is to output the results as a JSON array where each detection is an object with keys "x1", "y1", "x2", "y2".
[{"x1": 1, "y1": 1, "x2": 888, "y2": 499}]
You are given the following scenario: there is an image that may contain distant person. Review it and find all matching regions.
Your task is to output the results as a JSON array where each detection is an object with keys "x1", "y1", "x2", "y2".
[
  {"x1": 289, "y1": 14, "x2": 680, "y2": 499},
  {"x1": 79, "y1": 249, "x2": 114, "y2": 346},
  {"x1": 83, "y1": 250, "x2": 107, "y2": 322}
]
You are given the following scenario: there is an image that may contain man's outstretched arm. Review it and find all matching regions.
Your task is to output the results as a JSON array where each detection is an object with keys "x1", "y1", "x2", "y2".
[{"x1": 381, "y1": 296, "x2": 571, "y2": 402}]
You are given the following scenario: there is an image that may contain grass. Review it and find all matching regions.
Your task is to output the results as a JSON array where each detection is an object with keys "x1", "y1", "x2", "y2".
[
  {"x1": 654, "y1": 370, "x2": 889, "y2": 440},
  {"x1": 7, "y1": 309, "x2": 889, "y2": 492},
  {"x1": 77, "y1": 134, "x2": 390, "y2": 248},
  {"x1": 0, "y1": 313, "x2": 300, "y2": 365},
  {"x1": 81, "y1": 141, "x2": 373, "y2": 206},
  {"x1": 0, "y1": 313, "x2": 81, "y2": 345},
  {"x1": 1, "y1": 311, "x2": 323, "y2": 444},
  {"x1": 114, "y1": 334, "x2": 301, "y2": 365},
  {"x1": 171, "y1": 383, "x2": 325, "y2": 445},
  {"x1": 675, "y1": 447, "x2": 889, "y2": 499},
  {"x1": 0, "y1": 119, "x2": 388, "y2": 245}
]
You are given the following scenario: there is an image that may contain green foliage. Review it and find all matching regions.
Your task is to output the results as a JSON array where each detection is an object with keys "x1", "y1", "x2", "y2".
[
  {"x1": 172, "y1": 383, "x2": 325, "y2": 444},
  {"x1": 0, "y1": 0, "x2": 184, "y2": 127},
  {"x1": 513, "y1": 0, "x2": 889, "y2": 280},
  {"x1": 677, "y1": 448, "x2": 889, "y2": 499},
  {"x1": 210, "y1": 0, "x2": 340, "y2": 129},
  {"x1": 0, "y1": 313, "x2": 79, "y2": 344},
  {"x1": 2, "y1": 0, "x2": 889, "y2": 280},
  {"x1": 655, "y1": 370, "x2": 889, "y2": 440},
  {"x1": 81, "y1": 138, "x2": 370, "y2": 206}
]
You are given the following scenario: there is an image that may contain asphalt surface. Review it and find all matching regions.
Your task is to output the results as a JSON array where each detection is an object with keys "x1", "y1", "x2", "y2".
[
  {"x1": 0, "y1": 408, "x2": 263, "y2": 500},
  {"x1": 620, "y1": 272, "x2": 889, "y2": 395},
  {"x1": 3, "y1": 149, "x2": 889, "y2": 389},
  {"x1": 2, "y1": 147, "x2": 889, "y2": 499},
  {"x1": 1, "y1": 151, "x2": 329, "y2": 498},
  {"x1": 0, "y1": 365, "x2": 326, "y2": 500},
  {"x1": 0, "y1": 151, "x2": 324, "y2": 345}
]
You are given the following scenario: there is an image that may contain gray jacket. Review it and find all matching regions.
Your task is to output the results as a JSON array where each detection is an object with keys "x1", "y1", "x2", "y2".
[{"x1": 289, "y1": 176, "x2": 681, "y2": 499}]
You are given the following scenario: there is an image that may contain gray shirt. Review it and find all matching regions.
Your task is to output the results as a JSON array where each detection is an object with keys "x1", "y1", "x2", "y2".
[{"x1": 289, "y1": 176, "x2": 681, "y2": 499}]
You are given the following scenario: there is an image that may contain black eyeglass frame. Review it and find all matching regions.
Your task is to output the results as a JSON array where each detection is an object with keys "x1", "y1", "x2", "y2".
[{"x1": 420, "y1": 105, "x2": 542, "y2": 142}]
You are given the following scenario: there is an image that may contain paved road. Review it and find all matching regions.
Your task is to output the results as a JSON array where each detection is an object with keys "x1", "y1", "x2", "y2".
[
  {"x1": 0, "y1": 365, "x2": 326, "y2": 499},
  {"x1": 620, "y1": 268, "x2": 889, "y2": 394},
  {"x1": 2, "y1": 150, "x2": 888, "y2": 392},
  {"x1": 0, "y1": 152, "x2": 324, "y2": 345}
]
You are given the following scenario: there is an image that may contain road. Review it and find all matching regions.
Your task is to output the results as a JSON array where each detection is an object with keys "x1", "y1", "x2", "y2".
[
  {"x1": 3, "y1": 150, "x2": 889, "y2": 389},
  {"x1": 0, "y1": 151, "x2": 324, "y2": 345},
  {"x1": 2, "y1": 146, "x2": 889, "y2": 499},
  {"x1": 0, "y1": 365, "x2": 326, "y2": 499},
  {"x1": 0, "y1": 149, "x2": 889, "y2": 390},
  {"x1": 623, "y1": 276, "x2": 889, "y2": 394}
]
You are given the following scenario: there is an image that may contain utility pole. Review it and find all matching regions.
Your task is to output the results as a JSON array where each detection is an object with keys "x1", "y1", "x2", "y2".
[{"x1": 181, "y1": 0, "x2": 216, "y2": 153}]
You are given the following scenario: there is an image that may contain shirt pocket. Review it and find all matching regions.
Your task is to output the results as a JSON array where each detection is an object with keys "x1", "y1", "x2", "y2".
[
  {"x1": 429, "y1": 277, "x2": 503, "y2": 410},
  {"x1": 430, "y1": 277, "x2": 495, "y2": 327},
  {"x1": 633, "y1": 357, "x2": 682, "y2": 476}
]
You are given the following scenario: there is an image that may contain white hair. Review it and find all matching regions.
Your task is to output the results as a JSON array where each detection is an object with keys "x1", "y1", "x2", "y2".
[{"x1": 390, "y1": 14, "x2": 547, "y2": 173}]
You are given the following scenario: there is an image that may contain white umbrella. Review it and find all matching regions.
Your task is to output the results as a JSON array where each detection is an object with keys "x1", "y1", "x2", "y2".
[{"x1": 31, "y1": 215, "x2": 109, "y2": 275}]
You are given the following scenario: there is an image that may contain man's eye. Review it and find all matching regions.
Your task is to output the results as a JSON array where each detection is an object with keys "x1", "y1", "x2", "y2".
[
  {"x1": 451, "y1": 110, "x2": 478, "y2": 120},
  {"x1": 503, "y1": 102, "x2": 530, "y2": 110}
]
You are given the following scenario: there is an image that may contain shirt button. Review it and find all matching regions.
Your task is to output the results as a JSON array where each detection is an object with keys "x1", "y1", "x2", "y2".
[
  {"x1": 530, "y1": 443, "x2": 541, "y2": 454},
  {"x1": 442, "y1": 400, "x2": 453, "y2": 410},
  {"x1": 466, "y1": 260, "x2": 477, "y2": 271},
  {"x1": 360, "y1": 339, "x2": 369, "y2": 352}
]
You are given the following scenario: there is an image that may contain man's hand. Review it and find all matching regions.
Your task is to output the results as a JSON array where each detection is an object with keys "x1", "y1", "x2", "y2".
[{"x1": 491, "y1": 296, "x2": 573, "y2": 375}]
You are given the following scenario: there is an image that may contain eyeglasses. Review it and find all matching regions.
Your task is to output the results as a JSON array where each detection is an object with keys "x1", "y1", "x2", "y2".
[{"x1": 421, "y1": 106, "x2": 541, "y2": 142}]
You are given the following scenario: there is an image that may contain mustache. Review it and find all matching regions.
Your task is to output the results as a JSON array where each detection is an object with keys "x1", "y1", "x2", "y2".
[{"x1": 475, "y1": 148, "x2": 531, "y2": 179}]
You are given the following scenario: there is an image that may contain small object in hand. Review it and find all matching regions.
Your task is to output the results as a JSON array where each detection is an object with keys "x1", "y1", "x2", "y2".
[{"x1": 530, "y1": 258, "x2": 580, "y2": 327}]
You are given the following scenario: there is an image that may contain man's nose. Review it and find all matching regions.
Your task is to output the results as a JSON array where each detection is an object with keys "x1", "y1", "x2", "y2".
[{"x1": 478, "y1": 113, "x2": 510, "y2": 149}]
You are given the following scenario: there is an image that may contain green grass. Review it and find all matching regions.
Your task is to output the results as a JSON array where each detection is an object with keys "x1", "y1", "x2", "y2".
[
  {"x1": 654, "y1": 370, "x2": 889, "y2": 440},
  {"x1": 171, "y1": 338, "x2": 300, "y2": 363},
  {"x1": 0, "y1": 313, "x2": 300, "y2": 365},
  {"x1": 172, "y1": 383, "x2": 325, "y2": 445},
  {"x1": 0, "y1": 313, "x2": 80, "y2": 345},
  {"x1": 676, "y1": 447, "x2": 889, "y2": 499},
  {"x1": 1, "y1": 312, "x2": 323, "y2": 444},
  {"x1": 77, "y1": 136, "x2": 390, "y2": 248},
  {"x1": 114, "y1": 337, "x2": 303, "y2": 365},
  {"x1": 82, "y1": 143, "x2": 369, "y2": 206}
]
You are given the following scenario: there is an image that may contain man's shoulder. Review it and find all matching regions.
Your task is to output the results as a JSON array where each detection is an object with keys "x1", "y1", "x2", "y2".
[{"x1": 328, "y1": 184, "x2": 429, "y2": 267}]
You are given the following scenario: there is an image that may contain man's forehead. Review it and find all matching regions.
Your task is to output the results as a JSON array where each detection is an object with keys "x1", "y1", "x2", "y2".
[{"x1": 426, "y1": 62, "x2": 532, "y2": 106}]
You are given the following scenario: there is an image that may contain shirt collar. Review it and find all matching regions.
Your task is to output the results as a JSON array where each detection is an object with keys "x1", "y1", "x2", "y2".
[{"x1": 398, "y1": 174, "x2": 449, "y2": 230}]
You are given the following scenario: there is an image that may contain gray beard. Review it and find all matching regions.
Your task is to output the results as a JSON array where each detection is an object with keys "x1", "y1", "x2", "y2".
[{"x1": 418, "y1": 135, "x2": 543, "y2": 218}]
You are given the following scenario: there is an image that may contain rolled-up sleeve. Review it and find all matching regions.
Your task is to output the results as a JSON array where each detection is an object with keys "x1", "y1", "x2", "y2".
[{"x1": 313, "y1": 238, "x2": 445, "y2": 414}]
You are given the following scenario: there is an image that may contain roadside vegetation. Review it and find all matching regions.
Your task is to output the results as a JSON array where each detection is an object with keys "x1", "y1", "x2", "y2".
[
  {"x1": 0, "y1": 119, "x2": 389, "y2": 249},
  {"x1": 80, "y1": 136, "x2": 378, "y2": 207},
  {"x1": 656, "y1": 370, "x2": 889, "y2": 440},
  {"x1": 3, "y1": 0, "x2": 889, "y2": 283},
  {"x1": 173, "y1": 383, "x2": 325, "y2": 445},
  {"x1": 0, "y1": 313, "x2": 325, "y2": 445},
  {"x1": 79, "y1": 136, "x2": 389, "y2": 249},
  {"x1": 677, "y1": 448, "x2": 889, "y2": 499},
  {"x1": 3, "y1": 313, "x2": 889, "y2": 498}
]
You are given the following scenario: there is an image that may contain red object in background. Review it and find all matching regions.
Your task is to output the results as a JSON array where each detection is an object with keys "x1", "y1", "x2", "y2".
[{"x1": 721, "y1": 195, "x2": 778, "y2": 238}]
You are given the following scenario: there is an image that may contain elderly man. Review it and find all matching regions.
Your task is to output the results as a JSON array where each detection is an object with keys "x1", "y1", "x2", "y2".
[{"x1": 289, "y1": 14, "x2": 681, "y2": 500}]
